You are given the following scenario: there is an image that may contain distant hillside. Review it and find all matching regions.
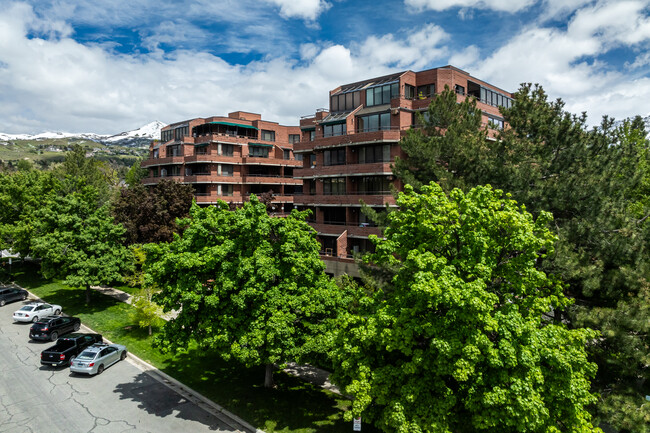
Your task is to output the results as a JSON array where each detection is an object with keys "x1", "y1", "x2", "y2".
[{"x1": 0, "y1": 121, "x2": 164, "y2": 170}]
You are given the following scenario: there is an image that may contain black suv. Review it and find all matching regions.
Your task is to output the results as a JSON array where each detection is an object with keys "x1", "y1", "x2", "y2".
[
  {"x1": 0, "y1": 286, "x2": 28, "y2": 307},
  {"x1": 30, "y1": 315, "x2": 81, "y2": 341}
]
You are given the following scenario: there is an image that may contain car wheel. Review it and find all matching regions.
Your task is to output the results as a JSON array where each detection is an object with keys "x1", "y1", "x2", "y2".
[
  {"x1": 54, "y1": 309, "x2": 61, "y2": 315},
  {"x1": 69, "y1": 355, "x2": 76, "y2": 367},
  {"x1": 50, "y1": 332, "x2": 58, "y2": 341},
  {"x1": 32, "y1": 316, "x2": 38, "y2": 323},
  {"x1": 21, "y1": 293, "x2": 27, "y2": 301},
  {"x1": 73, "y1": 323, "x2": 80, "y2": 331},
  {"x1": 96, "y1": 364, "x2": 104, "y2": 375},
  {"x1": 0, "y1": 299, "x2": 5, "y2": 307},
  {"x1": 120, "y1": 351, "x2": 127, "y2": 361}
]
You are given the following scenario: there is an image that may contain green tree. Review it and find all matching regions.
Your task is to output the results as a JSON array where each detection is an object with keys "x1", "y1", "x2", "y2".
[
  {"x1": 332, "y1": 184, "x2": 600, "y2": 433},
  {"x1": 126, "y1": 247, "x2": 164, "y2": 336},
  {"x1": 124, "y1": 159, "x2": 148, "y2": 187},
  {"x1": 30, "y1": 183, "x2": 130, "y2": 304},
  {"x1": 112, "y1": 180, "x2": 194, "y2": 245},
  {"x1": 392, "y1": 84, "x2": 650, "y2": 431},
  {"x1": 392, "y1": 85, "x2": 488, "y2": 192},
  {"x1": 144, "y1": 196, "x2": 348, "y2": 387}
]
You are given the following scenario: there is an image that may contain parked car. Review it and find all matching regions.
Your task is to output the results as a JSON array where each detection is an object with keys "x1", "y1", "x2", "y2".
[
  {"x1": 29, "y1": 315, "x2": 81, "y2": 341},
  {"x1": 70, "y1": 343, "x2": 127, "y2": 376},
  {"x1": 0, "y1": 286, "x2": 28, "y2": 306},
  {"x1": 41, "y1": 333, "x2": 103, "y2": 367},
  {"x1": 13, "y1": 302, "x2": 62, "y2": 323}
]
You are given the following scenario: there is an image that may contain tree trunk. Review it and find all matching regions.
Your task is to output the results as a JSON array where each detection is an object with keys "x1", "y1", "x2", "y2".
[
  {"x1": 264, "y1": 363, "x2": 274, "y2": 388},
  {"x1": 148, "y1": 325, "x2": 152, "y2": 336},
  {"x1": 85, "y1": 285, "x2": 91, "y2": 305}
]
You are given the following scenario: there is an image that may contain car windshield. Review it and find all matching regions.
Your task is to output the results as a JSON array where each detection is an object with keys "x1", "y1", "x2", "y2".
[
  {"x1": 77, "y1": 351, "x2": 97, "y2": 360},
  {"x1": 19, "y1": 305, "x2": 35, "y2": 311}
]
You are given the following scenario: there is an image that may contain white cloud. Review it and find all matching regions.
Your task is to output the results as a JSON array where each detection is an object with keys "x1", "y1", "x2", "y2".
[
  {"x1": 405, "y1": 0, "x2": 536, "y2": 12},
  {"x1": 355, "y1": 24, "x2": 449, "y2": 70},
  {"x1": 265, "y1": 0, "x2": 331, "y2": 20},
  {"x1": 0, "y1": 5, "x2": 451, "y2": 134},
  {"x1": 466, "y1": 0, "x2": 650, "y2": 124}
]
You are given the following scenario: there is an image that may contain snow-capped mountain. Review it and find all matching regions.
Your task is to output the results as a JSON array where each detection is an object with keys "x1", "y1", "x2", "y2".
[{"x1": 0, "y1": 121, "x2": 165, "y2": 148}]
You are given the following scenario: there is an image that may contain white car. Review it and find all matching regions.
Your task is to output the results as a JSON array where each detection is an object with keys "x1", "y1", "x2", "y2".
[
  {"x1": 70, "y1": 343, "x2": 127, "y2": 375},
  {"x1": 13, "y1": 302, "x2": 62, "y2": 323}
]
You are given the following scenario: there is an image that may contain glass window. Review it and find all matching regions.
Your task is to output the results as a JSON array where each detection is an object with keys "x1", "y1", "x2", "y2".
[
  {"x1": 323, "y1": 177, "x2": 346, "y2": 195},
  {"x1": 323, "y1": 123, "x2": 346, "y2": 137},
  {"x1": 249, "y1": 145, "x2": 269, "y2": 158},
  {"x1": 295, "y1": 153, "x2": 303, "y2": 161},
  {"x1": 289, "y1": 134, "x2": 300, "y2": 144},
  {"x1": 220, "y1": 144, "x2": 234, "y2": 156},
  {"x1": 366, "y1": 88, "x2": 374, "y2": 106},
  {"x1": 220, "y1": 164, "x2": 233, "y2": 176},
  {"x1": 404, "y1": 85, "x2": 415, "y2": 99},
  {"x1": 359, "y1": 144, "x2": 390, "y2": 163},
  {"x1": 152, "y1": 149, "x2": 159, "y2": 158},
  {"x1": 220, "y1": 184, "x2": 233, "y2": 196},
  {"x1": 309, "y1": 130, "x2": 316, "y2": 141},
  {"x1": 455, "y1": 85, "x2": 465, "y2": 95},
  {"x1": 324, "y1": 148, "x2": 346, "y2": 166},
  {"x1": 358, "y1": 113, "x2": 391, "y2": 132},
  {"x1": 310, "y1": 153, "x2": 316, "y2": 167},
  {"x1": 283, "y1": 149, "x2": 291, "y2": 160},
  {"x1": 261, "y1": 130, "x2": 275, "y2": 142}
]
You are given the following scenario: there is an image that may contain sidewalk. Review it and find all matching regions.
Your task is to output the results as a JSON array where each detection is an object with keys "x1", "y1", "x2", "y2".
[{"x1": 92, "y1": 285, "x2": 341, "y2": 394}]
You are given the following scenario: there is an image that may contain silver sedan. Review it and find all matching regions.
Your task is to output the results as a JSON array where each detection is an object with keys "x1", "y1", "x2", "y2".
[{"x1": 70, "y1": 343, "x2": 127, "y2": 375}]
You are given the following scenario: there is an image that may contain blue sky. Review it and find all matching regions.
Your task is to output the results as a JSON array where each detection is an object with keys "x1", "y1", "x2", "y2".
[{"x1": 0, "y1": 0, "x2": 648, "y2": 134}]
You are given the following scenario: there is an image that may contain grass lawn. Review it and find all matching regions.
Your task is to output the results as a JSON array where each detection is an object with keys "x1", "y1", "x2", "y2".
[{"x1": 9, "y1": 263, "x2": 373, "y2": 433}]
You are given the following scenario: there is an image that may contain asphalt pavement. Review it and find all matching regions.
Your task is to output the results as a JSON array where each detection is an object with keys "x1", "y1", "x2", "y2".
[{"x1": 0, "y1": 296, "x2": 258, "y2": 433}]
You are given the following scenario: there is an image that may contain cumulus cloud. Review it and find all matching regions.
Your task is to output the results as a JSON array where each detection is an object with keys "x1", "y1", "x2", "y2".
[
  {"x1": 265, "y1": 0, "x2": 331, "y2": 20},
  {"x1": 0, "y1": 4, "x2": 450, "y2": 134},
  {"x1": 467, "y1": 0, "x2": 650, "y2": 123},
  {"x1": 405, "y1": 0, "x2": 536, "y2": 12}
]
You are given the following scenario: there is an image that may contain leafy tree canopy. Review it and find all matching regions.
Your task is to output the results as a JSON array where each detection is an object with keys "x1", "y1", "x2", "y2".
[
  {"x1": 112, "y1": 179, "x2": 194, "y2": 245},
  {"x1": 145, "y1": 196, "x2": 350, "y2": 386},
  {"x1": 332, "y1": 184, "x2": 600, "y2": 433}
]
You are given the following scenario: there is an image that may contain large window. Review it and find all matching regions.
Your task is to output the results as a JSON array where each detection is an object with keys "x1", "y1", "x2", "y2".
[
  {"x1": 166, "y1": 144, "x2": 181, "y2": 157},
  {"x1": 161, "y1": 130, "x2": 172, "y2": 142},
  {"x1": 330, "y1": 90, "x2": 361, "y2": 112},
  {"x1": 324, "y1": 148, "x2": 346, "y2": 166},
  {"x1": 488, "y1": 117, "x2": 504, "y2": 130},
  {"x1": 289, "y1": 134, "x2": 300, "y2": 144},
  {"x1": 220, "y1": 184, "x2": 233, "y2": 196},
  {"x1": 249, "y1": 145, "x2": 269, "y2": 158},
  {"x1": 174, "y1": 126, "x2": 188, "y2": 140},
  {"x1": 358, "y1": 112, "x2": 391, "y2": 132},
  {"x1": 219, "y1": 143, "x2": 234, "y2": 156},
  {"x1": 359, "y1": 144, "x2": 390, "y2": 163},
  {"x1": 323, "y1": 122, "x2": 346, "y2": 137},
  {"x1": 219, "y1": 164, "x2": 234, "y2": 176},
  {"x1": 417, "y1": 84, "x2": 435, "y2": 99},
  {"x1": 404, "y1": 84, "x2": 415, "y2": 100},
  {"x1": 283, "y1": 149, "x2": 291, "y2": 160},
  {"x1": 468, "y1": 81, "x2": 513, "y2": 109},
  {"x1": 365, "y1": 82, "x2": 399, "y2": 107},
  {"x1": 358, "y1": 176, "x2": 391, "y2": 194},
  {"x1": 194, "y1": 146, "x2": 207, "y2": 155},
  {"x1": 323, "y1": 177, "x2": 346, "y2": 195},
  {"x1": 323, "y1": 207, "x2": 346, "y2": 225},
  {"x1": 261, "y1": 130, "x2": 275, "y2": 142},
  {"x1": 152, "y1": 148, "x2": 159, "y2": 158}
]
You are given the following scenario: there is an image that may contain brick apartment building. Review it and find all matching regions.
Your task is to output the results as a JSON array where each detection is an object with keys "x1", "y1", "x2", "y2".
[
  {"x1": 141, "y1": 111, "x2": 303, "y2": 211},
  {"x1": 141, "y1": 66, "x2": 511, "y2": 276},
  {"x1": 293, "y1": 65, "x2": 512, "y2": 276}
]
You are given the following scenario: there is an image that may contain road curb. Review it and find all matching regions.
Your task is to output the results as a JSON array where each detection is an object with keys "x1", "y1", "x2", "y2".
[{"x1": 23, "y1": 289, "x2": 265, "y2": 433}]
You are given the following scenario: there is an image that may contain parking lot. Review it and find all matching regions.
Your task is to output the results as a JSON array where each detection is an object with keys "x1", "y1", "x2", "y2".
[{"x1": 0, "y1": 297, "x2": 249, "y2": 433}]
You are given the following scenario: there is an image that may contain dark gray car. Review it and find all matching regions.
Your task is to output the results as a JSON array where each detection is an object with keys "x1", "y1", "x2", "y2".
[{"x1": 0, "y1": 287, "x2": 27, "y2": 307}]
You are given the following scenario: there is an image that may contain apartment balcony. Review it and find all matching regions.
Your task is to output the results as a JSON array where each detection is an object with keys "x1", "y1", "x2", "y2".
[
  {"x1": 193, "y1": 133, "x2": 253, "y2": 145},
  {"x1": 182, "y1": 174, "x2": 241, "y2": 184},
  {"x1": 141, "y1": 156, "x2": 184, "y2": 168},
  {"x1": 294, "y1": 193, "x2": 396, "y2": 207},
  {"x1": 294, "y1": 128, "x2": 403, "y2": 152},
  {"x1": 242, "y1": 175, "x2": 303, "y2": 185},
  {"x1": 310, "y1": 222, "x2": 382, "y2": 238},
  {"x1": 242, "y1": 156, "x2": 303, "y2": 167},
  {"x1": 295, "y1": 161, "x2": 392, "y2": 178}
]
